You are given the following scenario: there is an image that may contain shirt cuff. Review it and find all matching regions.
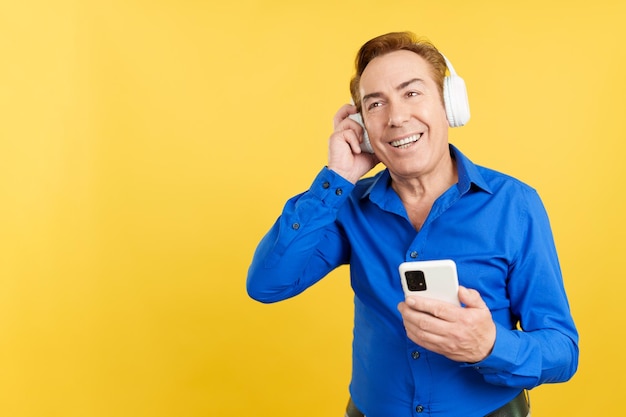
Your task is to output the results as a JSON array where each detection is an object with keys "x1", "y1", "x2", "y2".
[
  {"x1": 464, "y1": 322, "x2": 520, "y2": 372},
  {"x1": 308, "y1": 167, "x2": 355, "y2": 207}
]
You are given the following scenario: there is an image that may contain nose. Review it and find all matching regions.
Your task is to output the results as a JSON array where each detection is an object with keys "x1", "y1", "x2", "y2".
[{"x1": 387, "y1": 101, "x2": 410, "y2": 127}]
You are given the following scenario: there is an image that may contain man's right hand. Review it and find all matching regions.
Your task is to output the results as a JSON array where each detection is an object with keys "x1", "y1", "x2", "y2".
[{"x1": 327, "y1": 103, "x2": 379, "y2": 184}]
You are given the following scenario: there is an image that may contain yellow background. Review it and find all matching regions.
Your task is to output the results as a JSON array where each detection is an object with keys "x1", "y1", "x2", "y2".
[{"x1": 1, "y1": 0, "x2": 624, "y2": 415}]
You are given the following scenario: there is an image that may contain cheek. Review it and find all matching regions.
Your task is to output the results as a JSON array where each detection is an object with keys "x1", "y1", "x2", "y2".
[
  {"x1": 423, "y1": 104, "x2": 449, "y2": 130},
  {"x1": 423, "y1": 98, "x2": 447, "y2": 118},
  {"x1": 362, "y1": 114, "x2": 386, "y2": 137}
]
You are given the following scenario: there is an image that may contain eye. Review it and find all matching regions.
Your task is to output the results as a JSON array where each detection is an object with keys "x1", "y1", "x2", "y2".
[
  {"x1": 366, "y1": 101, "x2": 383, "y2": 111},
  {"x1": 407, "y1": 91, "x2": 421, "y2": 98}
]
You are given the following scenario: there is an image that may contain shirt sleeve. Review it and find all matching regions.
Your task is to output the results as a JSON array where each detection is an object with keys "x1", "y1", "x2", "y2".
[
  {"x1": 466, "y1": 187, "x2": 579, "y2": 388},
  {"x1": 246, "y1": 167, "x2": 355, "y2": 303}
]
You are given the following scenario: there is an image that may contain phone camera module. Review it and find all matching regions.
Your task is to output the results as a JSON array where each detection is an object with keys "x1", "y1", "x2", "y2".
[{"x1": 405, "y1": 270, "x2": 427, "y2": 292}]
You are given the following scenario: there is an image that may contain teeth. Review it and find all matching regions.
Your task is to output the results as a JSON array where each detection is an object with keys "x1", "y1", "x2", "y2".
[{"x1": 391, "y1": 134, "x2": 421, "y2": 148}]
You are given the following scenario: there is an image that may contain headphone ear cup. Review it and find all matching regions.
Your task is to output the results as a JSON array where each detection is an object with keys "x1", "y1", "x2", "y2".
[{"x1": 444, "y1": 74, "x2": 470, "y2": 128}]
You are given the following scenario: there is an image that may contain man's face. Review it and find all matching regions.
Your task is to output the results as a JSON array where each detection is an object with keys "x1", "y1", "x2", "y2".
[{"x1": 359, "y1": 50, "x2": 450, "y2": 180}]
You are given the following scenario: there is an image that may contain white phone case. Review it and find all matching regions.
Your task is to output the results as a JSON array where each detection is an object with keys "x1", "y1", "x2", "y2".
[{"x1": 398, "y1": 259, "x2": 460, "y2": 306}]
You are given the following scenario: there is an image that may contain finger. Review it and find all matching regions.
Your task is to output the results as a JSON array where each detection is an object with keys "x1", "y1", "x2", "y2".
[
  {"x1": 406, "y1": 295, "x2": 454, "y2": 321},
  {"x1": 330, "y1": 119, "x2": 366, "y2": 156},
  {"x1": 458, "y1": 286, "x2": 488, "y2": 309},
  {"x1": 329, "y1": 128, "x2": 360, "y2": 154},
  {"x1": 333, "y1": 103, "x2": 358, "y2": 129},
  {"x1": 399, "y1": 301, "x2": 452, "y2": 344}
]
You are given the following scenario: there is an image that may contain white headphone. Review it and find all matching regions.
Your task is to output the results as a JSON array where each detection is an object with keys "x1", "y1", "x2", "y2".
[{"x1": 442, "y1": 54, "x2": 471, "y2": 128}]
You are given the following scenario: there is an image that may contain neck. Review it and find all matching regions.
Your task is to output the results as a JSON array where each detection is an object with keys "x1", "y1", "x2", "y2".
[
  {"x1": 391, "y1": 156, "x2": 458, "y2": 202},
  {"x1": 390, "y1": 155, "x2": 458, "y2": 231}
]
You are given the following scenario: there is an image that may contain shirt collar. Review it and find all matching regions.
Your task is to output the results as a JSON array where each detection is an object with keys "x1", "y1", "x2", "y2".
[
  {"x1": 361, "y1": 144, "x2": 493, "y2": 201},
  {"x1": 451, "y1": 144, "x2": 492, "y2": 195}
]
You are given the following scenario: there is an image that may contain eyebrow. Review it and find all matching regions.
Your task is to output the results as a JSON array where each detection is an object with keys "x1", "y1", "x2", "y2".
[{"x1": 362, "y1": 78, "x2": 425, "y2": 103}]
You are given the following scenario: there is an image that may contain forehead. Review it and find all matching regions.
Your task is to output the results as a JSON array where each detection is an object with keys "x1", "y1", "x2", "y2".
[{"x1": 359, "y1": 50, "x2": 435, "y2": 94}]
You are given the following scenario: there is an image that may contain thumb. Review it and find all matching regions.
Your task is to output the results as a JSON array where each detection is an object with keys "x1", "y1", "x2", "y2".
[{"x1": 458, "y1": 286, "x2": 488, "y2": 309}]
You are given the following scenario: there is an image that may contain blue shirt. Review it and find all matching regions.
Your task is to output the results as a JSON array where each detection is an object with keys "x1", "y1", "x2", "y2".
[{"x1": 247, "y1": 145, "x2": 579, "y2": 417}]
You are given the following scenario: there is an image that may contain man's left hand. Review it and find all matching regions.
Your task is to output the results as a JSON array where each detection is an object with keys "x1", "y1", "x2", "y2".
[{"x1": 397, "y1": 286, "x2": 496, "y2": 363}]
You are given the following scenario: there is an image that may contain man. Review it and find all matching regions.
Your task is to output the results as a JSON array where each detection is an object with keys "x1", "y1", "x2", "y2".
[{"x1": 247, "y1": 31, "x2": 578, "y2": 416}]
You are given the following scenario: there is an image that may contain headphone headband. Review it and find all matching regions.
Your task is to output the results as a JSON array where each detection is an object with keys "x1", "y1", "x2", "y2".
[{"x1": 442, "y1": 55, "x2": 458, "y2": 76}]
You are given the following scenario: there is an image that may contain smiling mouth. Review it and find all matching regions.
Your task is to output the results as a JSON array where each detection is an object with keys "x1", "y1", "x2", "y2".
[{"x1": 391, "y1": 134, "x2": 422, "y2": 149}]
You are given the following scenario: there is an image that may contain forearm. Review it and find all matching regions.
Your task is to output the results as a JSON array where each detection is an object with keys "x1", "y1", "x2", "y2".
[
  {"x1": 469, "y1": 323, "x2": 579, "y2": 388},
  {"x1": 246, "y1": 168, "x2": 354, "y2": 303}
]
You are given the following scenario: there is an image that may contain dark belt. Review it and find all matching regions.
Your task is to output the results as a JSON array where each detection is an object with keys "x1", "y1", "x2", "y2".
[{"x1": 346, "y1": 390, "x2": 529, "y2": 417}]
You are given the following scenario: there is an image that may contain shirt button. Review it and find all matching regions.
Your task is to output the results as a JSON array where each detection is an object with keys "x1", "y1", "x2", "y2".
[
  {"x1": 292, "y1": 223, "x2": 300, "y2": 230},
  {"x1": 410, "y1": 251, "x2": 418, "y2": 259},
  {"x1": 411, "y1": 351, "x2": 420, "y2": 360},
  {"x1": 415, "y1": 405, "x2": 424, "y2": 413},
  {"x1": 335, "y1": 188, "x2": 343, "y2": 196},
  {"x1": 322, "y1": 181, "x2": 330, "y2": 189}
]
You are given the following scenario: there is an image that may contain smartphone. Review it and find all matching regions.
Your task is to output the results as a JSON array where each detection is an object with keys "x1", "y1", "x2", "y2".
[
  {"x1": 348, "y1": 112, "x2": 374, "y2": 154},
  {"x1": 398, "y1": 259, "x2": 460, "y2": 306}
]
